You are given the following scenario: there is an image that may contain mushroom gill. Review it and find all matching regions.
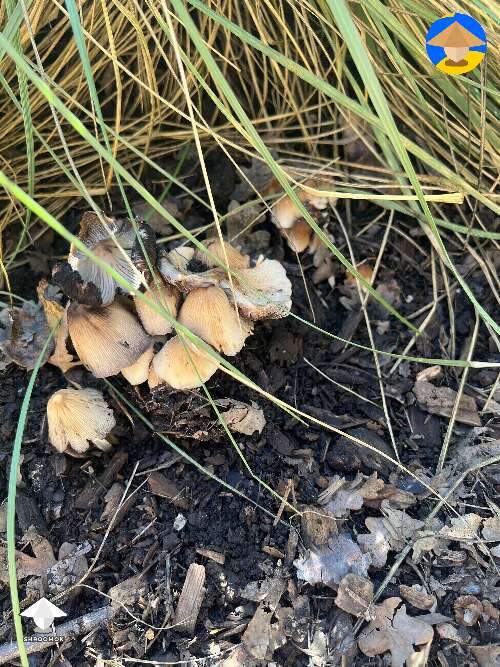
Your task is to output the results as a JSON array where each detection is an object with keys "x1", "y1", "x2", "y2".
[
  {"x1": 47, "y1": 388, "x2": 116, "y2": 456},
  {"x1": 68, "y1": 212, "x2": 142, "y2": 305},
  {"x1": 178, "y1": 286, "x2": 253, "y2": 356},
  {"x1": 67, "y1": 300, "x2": 151, "y2": 378},
  {"x1": 152, "y1": 335, "x2": 219, "y2": 390}
]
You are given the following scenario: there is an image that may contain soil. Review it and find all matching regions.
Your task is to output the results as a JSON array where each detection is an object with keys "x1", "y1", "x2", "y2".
[{"x1": 0, "y1": 173, "x2": 499, "y2": 666}]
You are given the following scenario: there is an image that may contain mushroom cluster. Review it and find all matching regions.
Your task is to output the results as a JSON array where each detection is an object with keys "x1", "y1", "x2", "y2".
[
  {"x1": 266, "y1": 177, "x2": 337, "y2": 253},
  {"x1": 45, "y1": 211, "x2": 292, "y2": 454}
]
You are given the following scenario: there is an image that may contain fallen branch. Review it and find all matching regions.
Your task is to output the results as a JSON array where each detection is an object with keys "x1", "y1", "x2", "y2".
[{"x1": 0, "y1": 605, "x2": 116, "y2": 664}]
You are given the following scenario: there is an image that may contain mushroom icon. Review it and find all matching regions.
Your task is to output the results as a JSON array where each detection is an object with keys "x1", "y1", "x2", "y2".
[{"x1": 427, "y1": 18, "x2": 486, "y2": 68}]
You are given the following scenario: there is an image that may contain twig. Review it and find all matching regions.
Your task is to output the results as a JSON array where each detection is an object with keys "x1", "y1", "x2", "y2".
[{"x1": 0, "y1": 606, "x2": 116, "y2": 664}]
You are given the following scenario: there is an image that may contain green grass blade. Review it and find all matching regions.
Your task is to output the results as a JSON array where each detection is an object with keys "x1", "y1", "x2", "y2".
[{"x1": 7, "y1": 329, "x2": 55, "y2": 667}]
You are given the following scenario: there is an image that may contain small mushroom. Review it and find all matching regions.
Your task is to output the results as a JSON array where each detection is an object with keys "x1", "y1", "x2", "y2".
[
  {"x1": 152, "y1": 335, "x2": 219, "y2": 390},
  {"x1": 134, "y1": 282, "x2": 180, "y2": 336},
  {"x1": 196, "y1": 238, "x2": 250, "y2": 269},
  {"x1": 282, "y1": 219, "x2": 311, "y2": 253},
  {"x1": 122, "y1": 344, "x2": 154, "y2": 385},
  {"x1": 67, "y1": 300, "x2": 151, "y2": 378},
  {"x1": 68, "y1": 212, "x2": 142, "y2": 305},
  {"x1": 219, "y1": 257, "x2": 292, "y2": 320},
  {"x1": 178, "y1": 286, "x2": 253, "y2": 356},
  {"x1": 47, "y1": 388, "x2": 115, "y2": 456}
]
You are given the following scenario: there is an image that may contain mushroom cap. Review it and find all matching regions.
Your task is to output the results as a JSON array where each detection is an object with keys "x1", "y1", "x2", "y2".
[
  {"x1": 159, "y1": 253, "x2": 220, "y2": 292},
  {"x1": 68, "y1": 212, "x2": 142, "y2": 305},
  {"x1": 122, "y1": 344, "x2": 154, "y2": 385},
  {"x1": 178, "y1": 286, "x2": 253, "y2": 356},
  {"x1": 282, "y1": 219, "x2": 312, "y2": 253},
  {"x1": 167, "y1": 246, "x2": 195, "y2": 271},
  {"x1": 196, "y1": 239, "x2": 250, "y2": 269},
  {"x1": 134, "y1": 281, "x2": 180, "y2": 335},
  {"x1": 427, "y1": 21, "x2": 485, "y2": 48},
  {"x1": 152, "y1": 335, "x2": 219, "y2": 390},
  {"x1": 271, "y1": 179, "x2": 333, "y2": 229},
  {"x1": 67, "y1": 300, "x2": 151, "y2": 378},
  {"x1": 220, "y1": 258, "x2": 292, "y2": 320},
  {"x1": 345, "y1": 264, "x2": 374, "y2": 285},
  {"x1": 47, "y1": 387, "x2": 115, "y2": 455}
]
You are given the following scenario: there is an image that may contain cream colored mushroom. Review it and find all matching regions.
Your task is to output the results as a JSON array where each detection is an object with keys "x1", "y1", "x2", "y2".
[
  {"x1": 47, "y1": 388, "x2": 115, "y2": 456},
  {"x1": 152, "y1": 335, "x2": 219, "y2": 390},
  {"x1": 122, "y1": 344, "x2": 154, "y2": 385},
  {"x1": 67, "y1": 300, "x2": 151, "y2": 378},
  {"x1": 196, "y1": 238, "x2": 250, "y2": 270},
  {"x1": 178, "y1": 286, "x2": 253, "y2": 356},
  {"x1": 134, "y1": 281, "x2": 180, "y2": 335},
  {"x1": 68, "y1": 212, "x2": 142, "y2": 305}
]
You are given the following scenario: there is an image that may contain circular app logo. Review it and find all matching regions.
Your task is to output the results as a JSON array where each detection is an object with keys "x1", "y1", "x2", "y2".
[{"x1": 425, "y1": 13, "x2": 487, "y2": 75}]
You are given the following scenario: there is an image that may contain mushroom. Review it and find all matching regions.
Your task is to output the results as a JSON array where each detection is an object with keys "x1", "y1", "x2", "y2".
[
  {"x1": 122, "y1": 344, "x2": 154, "y2": 385},
  {"x1": 178, "y1": 286, "x2": 253, "y2": 356},
  {"x1": 219, "y1": 257, "x2": 292, "y2": 320},
  {"x1": 67, "y1": 300, "x2": 151, "y2": 378},
  {"x1": 269, "y1": 178, "x2": 336, "y2": 252},
  {"x1": 68, "y1": 211, "x2": 142, "y2": 305},
  {"x1": 134, "y1": 282, "x2": 180, "y2": 336},
  {"x1": 152, "y1": 335, "x2": 219, "y2": 390},
  {"x1": 47, "y1": 387, "x2": 115, "y2": 456},
  {"x1": 195, "y1": 238, "x2": 250, "y2": 269},
  {"x1": 53, "y1": 261, "x2": 151, "y2": 378},
  {"x1": 427, "y1": 21, "x2": 485, "y2": 66}
]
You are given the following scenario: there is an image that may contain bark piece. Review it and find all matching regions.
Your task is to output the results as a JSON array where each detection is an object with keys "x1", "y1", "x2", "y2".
[
  {"x1": 174, "y1": 563, "x2": 206, "y2": 634},
  {"x1": 335, "y1": 573, "x2": 373, "y2": 617},
  {"x1": 414, "y1": 381, "x2": 481, "y2": 426}
]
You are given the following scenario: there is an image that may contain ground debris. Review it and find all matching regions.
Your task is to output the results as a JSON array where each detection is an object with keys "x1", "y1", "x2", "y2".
[
  {"x1": 335, "y1": 573, "x2": 373, "y2": 618},
  {"x1": 0, "y1": 300, "x2": 52, "y2": 370},
  {"x1": 218, "y1": 398, "x2": 266, "y2": 435},
  {"x1": 295, "y1": 533, "x2": 371, "y2": 588},
  {"x1": 413, "y1": 380, "x2": 481, "y2": 426},
  {"x1": 470, "y1": 644, "x2": 500, "y2": 667},
  {"x1": 173, "y1": 563, "x2": 206, "y2": 634},
  {"x1": 399, "y1": 584, "x2": 436, "y2": 611},
  {"x1": 358, "y1": 597, "x2": 434, "y2": 667}
]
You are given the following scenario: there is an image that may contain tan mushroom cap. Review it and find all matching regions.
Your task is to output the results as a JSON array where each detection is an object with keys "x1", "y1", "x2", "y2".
[
  {"x1": 159, "y1": 252, "x2": 220, "y2": 293},
  {"x1": 282, "y1": 219, "x2": 312, "y2": 253},
  {"x1": 345, "y1": 264, "x2": 374, "y2": 285},
  {"x1": 47, "y1": 388, "x2": 115, "y2": 455},
  {"x1": 152, "y1": 335, "x2": 219, "y2": 390},
  {"x1": 427, "y1": 21, "x2": 485, "y2": 48},
  {"x1": 68, "y1": 212, "x2": 142, "y2": 305},
  {"x1": 67, "y1": 300, "x2": 151, "y2": 378},
  {"x1": 220, "y1": 258, "x2": 292, "y2": 320},
  {"x1": 196, "y1": 239, "x2": 250, "y2": 270},
  {"x1": 134, "y1": 281, "x2": 180, "y2": 335},
  {"x1": 122, "y1": 344, "x2": 154, "y2": 385},
  {"x1": 179, "y1": 286, "x2": 253, "y2": 356},
  {"x1": 271, "y1": 179, "x2": 332, "y2": 230}
]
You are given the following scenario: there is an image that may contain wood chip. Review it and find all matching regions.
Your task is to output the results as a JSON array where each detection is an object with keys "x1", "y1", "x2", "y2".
[
  {"x1": 75, "y1": 451, "x2": 128, "y2": 509},
  {"x1": 416, "y1": 366, "x2": 442, "y2": 383},
  {"x1": 413, "y1": 381, "x2": 481, "y2": 426},
  {"x1": 148, "y1": 471, "x2": 188, "y2": 509},
  {"x1": 335, "y1": 573, "x2": 373, "y2": 617},
  {"x1": 262, "y1": 545, "x2": 286, "y2": 559},
  {"x1": 174, "y1": 563, "x2": 206, "y2": 634},
  {"x1": 399, "y1": 584, "x2": 436, "y2": 611},
  {"x1": 196, "y1": 548, "x2": 225, "y2": 565}
]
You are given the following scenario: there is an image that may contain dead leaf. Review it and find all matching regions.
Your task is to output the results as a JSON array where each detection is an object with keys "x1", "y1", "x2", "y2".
[
  {"x1": 357, "y1": 517, "x2": 392, "y2": 568},
  {"x1": 335, "y1": 573, "x2": 373, "y2": 617},
  {"x1": 220, "y1": 399, "x2": 266, "y2": 435},
  {"x1": 300, "y1": 506, "x2": 337, "y2": 547},
  {"x1": 321, "y1": 475, "x2": 364, "y2": 518},
  {"x1": 37, "y1": 280, "x2": 79, "y2": 373},
  {"x1": 294, "y1": 533, "x2": 371, "y2": 588},
  {"x1": 0, "y1": 531, "x2": 56, "y2": 583},
  {"x1": 483, "y1": 516, "x2": 500, "y2": 541},
  {"x1": 0, "y1": 300, "x2": 53, "y2": 369},
  {"x1": 399, "y1": 584, "x2": 436, "y2": 611},
  {"x1": 470, "y1": 645, "x2": 500, "y2": 667},
  {"x1": 454, "y1": 595, "x2": 483, "y2": 626},
  {"x1": 439, "y1": 513, "x2": 482, "y2": 541},
  {"x1": 414, "y1": 380, "x2": 481, "y2": 426},
  {"x1": 358, "y1": 597, "x2": 434, "y2": 667}
]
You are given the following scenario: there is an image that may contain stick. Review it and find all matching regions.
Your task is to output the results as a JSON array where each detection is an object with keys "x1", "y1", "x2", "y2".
[{"x1": 0, "y1": 606, "x2": 116, "y2": 664}]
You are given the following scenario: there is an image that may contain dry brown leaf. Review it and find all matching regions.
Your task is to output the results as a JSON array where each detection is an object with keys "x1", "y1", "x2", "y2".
[
  {"x1": 0, "y1": 532, "x2": 56, "y2": 583},
  {"x1": 0, "y1": 300, "x2": 52, "y2": 369},
  {"x1": 220, "y1": 399, "x2": 266, "y2": 435},
  {"x1": 358, "y1": 597, "x2": 433, "y2": 667},
  {"x1": 414, "y1": 380, "x2": 481, "y2": 426},
  {"x1": 294, "y1": 533, "x2": 371, "y2": 588},
  {"x1": 323, "y1": 475, "x2": 364, "y2": 518},
  {"x1": 470, "y1": 644, "x2": 500, "y2": 667},
  {"x1": 399, "y1": 584, "x2": 436, "y2": 611},
  {"x1": 454, "y1": 595, "x2": 483, "y2": 626},
  {"x1": 483, "y1": 516, "x2": 500, "y2": 541},
  {"x1": 300, "y1": 506, "x2": 337, "y2": 547},
  {"x1": 335, "y1": 573, "x2": 373, "y2": 618},
  {"x1": 439, "y1": 513, "x2": 482, "y2": 541}
]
